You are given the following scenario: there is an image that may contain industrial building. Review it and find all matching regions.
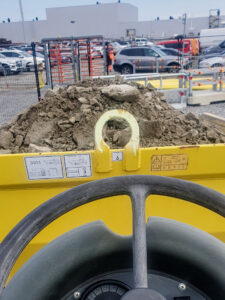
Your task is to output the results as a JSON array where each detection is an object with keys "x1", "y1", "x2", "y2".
[{"x1": 0, "y1": 2, "x2": 225, "y2": 43}]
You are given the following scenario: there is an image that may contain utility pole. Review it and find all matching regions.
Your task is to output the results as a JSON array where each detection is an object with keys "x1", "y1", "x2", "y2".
[
  {"x1": 19, "y1": 0, "x2": 27, "y2": 43},
  {"x1": 181, "y1": 13, "x2": 187, "y2": 69},
  {"x1": 182, "y1": 13, "x2": 187, "y2": 37}
]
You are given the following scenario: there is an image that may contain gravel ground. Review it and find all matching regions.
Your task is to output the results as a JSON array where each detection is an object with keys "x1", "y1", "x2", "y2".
[
  {"x1": 163, "y1": 90, "x2": 225, "y2": 118},
  {"x1": 0, "y1": 89, "x2": 40, "y2": 126},
  {"x1": 181, "y1": 102, "x2": 225, "y2": 118},
  {"x1": 0, "y1": 72, "x2": 47, "y2": 126}
]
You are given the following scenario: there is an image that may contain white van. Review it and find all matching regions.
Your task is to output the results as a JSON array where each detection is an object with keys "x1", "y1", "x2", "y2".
[{"x1": 200, "y1": 28, "x2": 225, "y2": 49}]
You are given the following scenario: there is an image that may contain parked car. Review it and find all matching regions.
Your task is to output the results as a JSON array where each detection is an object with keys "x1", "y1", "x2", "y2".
[
  {"x1": 133, "y1": 38, "x2": 154, "y2": 47},
  {"x1": 0, "y1": 49, "x2": 44, "y2": 71},
  {"x1": 199, "y1": 55, "x2": 225, "y2": 68},
  {"x1": 0, "y1": 53, "x2": 22, "y2": 74},
  {"x1": 159, "y1": 47, "x2": 192, "y2": 68},
  {"x1": 159, "y1": 47, "x2": 189, "y2": 57},
  {"x1": 203, "y1": 40, "x2": 225, "y2": 55},
  {"x1": 113, "y1": 46, "x2": 189, "y2": 74},
  {"x1": 9, "y1": 44, "x2": 44, "y2": 54},
  {"x1": 199, "y1": 49, "x2": 225, "y2": 62},
  {"x1": 157, "y1": 39, "x2": 199, "y2": 56},
  {"x1": 117, "y1": 40, "x2": 130, "y2": 47},
  {"x1": 111, "y1": 41, "x2": 126, "y2": 54}
]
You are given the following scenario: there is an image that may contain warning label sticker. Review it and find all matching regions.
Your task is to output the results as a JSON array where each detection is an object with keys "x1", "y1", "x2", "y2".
[
  {"x1": 151, "y1": 154, "x2": 188, "y2": 171},
  {"x1": 64, "y1": 154, "x2": 92, "y2": 178},
  {"x1": 24, "y1": 156, "x2": 63, "y2": 180}
]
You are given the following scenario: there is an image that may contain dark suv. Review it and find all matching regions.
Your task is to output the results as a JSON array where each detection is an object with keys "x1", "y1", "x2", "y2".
[
  {"x1": 113, "y1": 46, "x2": 189, "y2": 74},
  {"x1": 203, "y1": 40, "x2": 225, "y2": 55}
]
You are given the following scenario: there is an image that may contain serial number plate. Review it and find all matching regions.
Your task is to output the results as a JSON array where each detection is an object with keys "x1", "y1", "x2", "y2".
[{"x1": 24, "y1": 156, "x2": 63, "y2": 180}]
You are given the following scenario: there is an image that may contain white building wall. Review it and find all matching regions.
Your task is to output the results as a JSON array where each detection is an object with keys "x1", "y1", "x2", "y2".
[
  {"x1": 0, "y1": 2, "x2": 224, "y2": 43},
  {"x1": 0, "y1": 3, "x2": 138, "y2": 42},
  {"x1": 0, "y1": 20, "x2": 48, "y2": 43},
  {"x1": 45, "y1": 3, "x2": 138, "y2": 39},
  {"x1": 119, "y1": 15, "x2": 225, "y2": 39}
]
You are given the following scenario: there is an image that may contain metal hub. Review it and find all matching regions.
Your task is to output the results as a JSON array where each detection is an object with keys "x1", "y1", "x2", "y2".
[{"x1": 121, "y1": 289, "x2": 166, "y2": 300}]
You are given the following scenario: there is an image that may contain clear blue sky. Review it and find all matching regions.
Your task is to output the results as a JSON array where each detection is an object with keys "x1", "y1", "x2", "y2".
[{"x1": 0, "y1": 0, "x2": 224, "y2": 22}]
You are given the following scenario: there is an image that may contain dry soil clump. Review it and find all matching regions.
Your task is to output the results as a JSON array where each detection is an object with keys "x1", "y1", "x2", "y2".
[{"x1": 0, "y1": 78, "x2": 224, "y2": 154}]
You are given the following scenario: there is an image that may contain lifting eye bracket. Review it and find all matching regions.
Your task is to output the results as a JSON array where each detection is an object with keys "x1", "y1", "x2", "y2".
[{"x1": 94, "y1": 109, "x2": 141, "y2": 172}]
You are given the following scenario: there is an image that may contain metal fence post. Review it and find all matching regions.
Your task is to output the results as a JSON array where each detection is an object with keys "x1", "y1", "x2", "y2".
[
  {"x1": 71, "y1": 41, "x2": 76, "y2": 83},
  {"x1": 156, "y1": 58, "x2": 159, "y2": 73},
  {"x1": 219, "y1": 71, "x2": 223, "y2": 92},
  {"x1": 178, "y1": 76, "x2": 183, "y2": 89},
  {"x1": 87, "y1": 39, "x2": 91, "y2": 77},
  {"x1": 31, "y1": 42, "x2": 41, "y2": 101},
  {"x1": 77, "y1": 41, "x2": 81, "y2": 81},
  {"x1": 188, "y1": 73, "x2": 193, "y2": 97},
  {"x1": 145, "y1": 77, "x2": 148, "y2": 87},
  {"x1": 159, "y1": 76, "x2": 163, "y2": 90},
  {"x1": 184, "y1": 75, "x2": 188, "y2": 89},
  {"x1": 43, "y1": 42, "x2": 52, "y2": 89},
  {"x1": 212, "y1": 72, "x2": 218, "y2": 91},
  {"x1": 102, "y1": 41, "x2": 107, "y2": 76}
]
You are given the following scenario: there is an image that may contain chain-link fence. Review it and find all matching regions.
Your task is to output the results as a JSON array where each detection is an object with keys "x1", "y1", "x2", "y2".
[
  {"x1": 0, "y1": 43, "x2": 47, "y2": 126},
  {"x1": 1, "y1": 36, "x2": 225, "y2": 126}
]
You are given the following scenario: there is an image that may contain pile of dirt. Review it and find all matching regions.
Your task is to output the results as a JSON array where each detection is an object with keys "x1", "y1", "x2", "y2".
[{"x1": 0, "y1": 78, "x2": 224, "y2": 154}]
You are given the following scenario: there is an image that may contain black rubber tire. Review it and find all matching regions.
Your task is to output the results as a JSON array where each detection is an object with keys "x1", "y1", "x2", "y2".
[
  {"x1": 2, "y1": 218, "x2": 225, "y2": 300},
  {"x1": 166, "y1": 63, "x2": 181, "y2": 73},
  {"x1": 1, "y1": 65, "x2": 11, "y2": 75},
  {"x1": 6, "y1": 69, "x2": 11, "y2": 76},
  {"x1": 0, "y1": 69, "x2": 7, "y2": 76},
  {"x1": 121, "y1": 64, "x2": 133, "y2": 74}
]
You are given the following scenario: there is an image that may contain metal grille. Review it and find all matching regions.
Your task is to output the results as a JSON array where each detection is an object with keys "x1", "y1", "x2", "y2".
[{"x1": 42, "y1": 36, "x2": 106, "y2": 87}]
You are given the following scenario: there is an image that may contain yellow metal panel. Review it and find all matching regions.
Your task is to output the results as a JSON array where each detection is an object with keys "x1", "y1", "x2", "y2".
[
  {"x1": 1, "y1": 144, "x2": 225, "y2": 278},
  {"x1": 137, "y1": 78, "x2": 225, "y2": 90}
]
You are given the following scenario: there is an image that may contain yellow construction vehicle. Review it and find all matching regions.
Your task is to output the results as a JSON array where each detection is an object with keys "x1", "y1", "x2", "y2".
[{"x1": 0, "y1": 110, "x2": 225, "y2": 300}]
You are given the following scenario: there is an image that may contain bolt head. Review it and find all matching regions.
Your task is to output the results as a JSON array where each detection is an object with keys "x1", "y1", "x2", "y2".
[
  {"x1": 178, "y1": 283, "x2": 186, "y2": 291},
  {"x1": 74, "y1": 291, "x2": 81, "y2": 299}
]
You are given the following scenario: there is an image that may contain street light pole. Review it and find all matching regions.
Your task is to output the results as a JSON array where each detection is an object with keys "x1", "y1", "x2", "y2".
[
  {"x1": 182, "y1": 13, "x2": 187, "y2": 37},
  {"x1": 19, "y1": 0, "x2": 27, "y2": 43}
]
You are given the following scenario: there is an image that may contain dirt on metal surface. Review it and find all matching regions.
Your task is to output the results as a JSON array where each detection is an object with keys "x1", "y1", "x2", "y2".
[{"x1": 0, "y1": 78, "x2": 224, "y2": 154}]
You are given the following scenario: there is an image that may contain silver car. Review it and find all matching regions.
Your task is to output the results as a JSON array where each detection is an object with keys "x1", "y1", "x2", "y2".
[
  {"x1": 199, "y1": 55, "x2": 225, "y2": 68},
  {"x1": 0, "y1": 53, "x2": 23, "y2": 74},
  {"x1": 113, "y1": 46, "x2": 189, "y2": 74}
]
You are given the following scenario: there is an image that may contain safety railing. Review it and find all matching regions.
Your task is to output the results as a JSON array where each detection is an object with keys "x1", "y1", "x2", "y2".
[
  {"x1": 93, "y1": 72, "x2": 189, "y2": 105},
  {"x1": 187, "y1": 68, "x2": 225, "y2": 96},
  {"x1": 93, "y1": 68, "x2": 225, "y2": 106}
]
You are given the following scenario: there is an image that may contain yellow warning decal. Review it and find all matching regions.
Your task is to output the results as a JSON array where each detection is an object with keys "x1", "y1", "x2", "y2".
[{"x1": 151, "y1": 154, "x2": 188, "y2": 171}]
